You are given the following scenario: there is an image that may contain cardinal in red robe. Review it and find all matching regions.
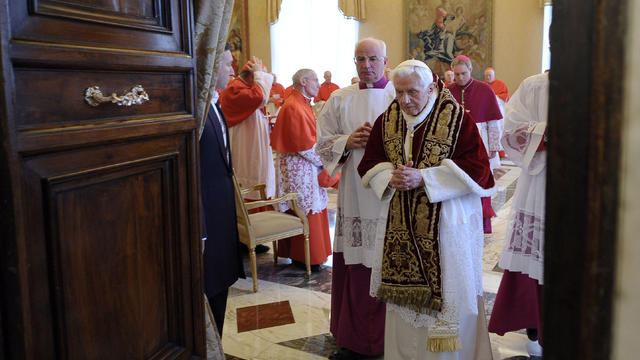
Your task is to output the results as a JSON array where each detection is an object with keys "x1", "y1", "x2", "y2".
[
  {"x1": 314, "y1": 70, "x2": 340, "y2": 102},
  {"x1": 269, "y1": 73, "x2": 286, "y2": 108},
  {"x1": 484, "y1": 67, "x2": 510, "y2": 102},
  {"x1": 270, "y1": 69, "x2": 332, "y2": 268}
]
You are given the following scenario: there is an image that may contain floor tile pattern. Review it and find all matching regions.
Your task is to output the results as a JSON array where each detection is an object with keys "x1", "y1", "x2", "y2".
[
  {"x1": 277, "y1": 333, "x2": 338, "y2": 358},
  {"x1": 241, "y1": 253, "x2": 333, "y2": 294}
]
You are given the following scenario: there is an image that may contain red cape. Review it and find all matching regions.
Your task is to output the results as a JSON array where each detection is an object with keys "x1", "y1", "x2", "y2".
[
  {"x1": 314, "y1": 82, "x2": 340, "y2": 102},
  {"x1": 283, "y1": 85, "x2": 294, "y2": 99},
  {"x1": 220, "y1": 77, "x2": 264, "y2": 127},
  {"x1": 270, "y1": 90, "x2": 317, "y2": 152},
  {"x1": 486, "y1": 79, "x2": 510, "y2": 102}
]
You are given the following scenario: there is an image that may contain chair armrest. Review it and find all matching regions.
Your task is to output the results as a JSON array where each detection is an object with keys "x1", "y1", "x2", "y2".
[
  {"x1": 244, "y1": 193, "x2": 299, "y2": 210},
  {"x1": 240, "y1": 184, "x2": 267, "y2": 200}
]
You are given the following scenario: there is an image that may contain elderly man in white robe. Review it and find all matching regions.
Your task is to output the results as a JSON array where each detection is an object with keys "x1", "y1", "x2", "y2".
[
  {"x1": 317, "y1": 37, "x2": 395, "y2": 359},
  {"x1": 358, "y1": 60, "x2": 496, "y2": 360}
]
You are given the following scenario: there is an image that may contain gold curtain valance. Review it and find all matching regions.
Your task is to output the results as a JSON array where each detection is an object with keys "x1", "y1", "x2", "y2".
[
  {"x1": 268, "y1": 0, "x2": 282, "y2": 25},
  {"x1": 269, "y1": 0, "x2": 366, "y2": 24},
  {"x1": 339, "y1": 0, "x2": 366, "y2": 21}
]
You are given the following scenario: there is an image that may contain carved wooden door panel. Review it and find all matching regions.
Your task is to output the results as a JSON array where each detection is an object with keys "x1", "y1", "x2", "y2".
[{"x1": 0, "y1": 0, "x2": 205, "y2": 358}]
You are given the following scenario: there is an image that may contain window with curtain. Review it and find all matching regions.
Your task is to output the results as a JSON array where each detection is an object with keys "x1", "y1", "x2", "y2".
[
  {"x1": 541, "y1": 4, "x2": 552, "y2": 72},
  {"x1": 270, "y1": 0, "x2": 359, "y2": 89}
]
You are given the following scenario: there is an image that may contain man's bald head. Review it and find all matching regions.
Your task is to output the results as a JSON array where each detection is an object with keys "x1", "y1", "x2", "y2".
[
  {"x1": 293, "y1": 69, "x2": 320, "y2": 98},
  {"x1": 355, "y1": 38, "x2": 387, "y2": 57},
  {"x1": 484, "y1": 67, "x2": 495, "y2": 83},
  {"x1": 444, "y1": 70, "x2": 454, "y2": 84},
  {"x1": 324, "y1": 71, "x2": 332, "y2": 83}
]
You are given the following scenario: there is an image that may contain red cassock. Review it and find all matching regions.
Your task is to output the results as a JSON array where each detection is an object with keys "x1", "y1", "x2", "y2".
[
  {"x1": 270, "y1": 90, "x2": 332, "y2": 265},
  {"x1": 314, "y1": 82, "x2": 340, "y2": 102}
]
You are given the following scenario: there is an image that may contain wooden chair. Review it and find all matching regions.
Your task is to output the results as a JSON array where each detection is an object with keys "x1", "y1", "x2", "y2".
[{"x1": 232, "y1": 176, "x2": 310, "y2": 292}]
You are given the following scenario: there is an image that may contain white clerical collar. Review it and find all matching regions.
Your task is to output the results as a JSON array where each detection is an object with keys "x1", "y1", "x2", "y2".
[
  {"x1": 301, "y1": 90, "x2": 313, "y2": 101},
  {"x1": 210, "y1": 90, "x2": 220, "y2": 106},
  {"x1": 402, "y1": 88, "x2": 439, "y2": 130},
  {"x1": 293, "y1": 88, "x2": 313, "y2": 101}
]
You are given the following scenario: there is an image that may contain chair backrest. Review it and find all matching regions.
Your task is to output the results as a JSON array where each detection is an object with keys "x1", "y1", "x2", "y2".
[{"x1": 232, "y1": 175, "x2": 254, "y2": 246}]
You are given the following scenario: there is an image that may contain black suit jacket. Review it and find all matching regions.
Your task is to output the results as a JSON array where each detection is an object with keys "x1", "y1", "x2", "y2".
[{"x1": 200, "y1": 103, "x2": 245, "y2": 296}]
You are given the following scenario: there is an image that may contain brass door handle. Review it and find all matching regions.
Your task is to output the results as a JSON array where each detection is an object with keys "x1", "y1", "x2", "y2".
[{"x1": 84, "y1": 85, "x2": 149, "y2": 107}]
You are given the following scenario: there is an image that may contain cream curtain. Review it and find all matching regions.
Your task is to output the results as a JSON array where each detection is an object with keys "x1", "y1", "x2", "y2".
[
  {"x1": 267, "y1": 0, "x2": 282, "y2": 25},
  {"x1": 194, "y1": 0, "x2": 234, "y2": 138},
  {"x1": 338, "y1": 0, "x2": 366, "y2": 21}
]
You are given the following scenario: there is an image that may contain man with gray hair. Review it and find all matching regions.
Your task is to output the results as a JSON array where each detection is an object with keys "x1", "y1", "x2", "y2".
[
  {"x1": 270, "y1": 69, "x2": 332, "y2": 271},
  {"x1": 359, "y1": 59, "x2": 495, "y2": 359},
  {"x1": 317, "y1": 37, "x2": 395, "y2": 359}
]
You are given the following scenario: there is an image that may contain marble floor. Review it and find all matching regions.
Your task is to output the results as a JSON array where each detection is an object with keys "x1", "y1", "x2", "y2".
[{"x1": 221, "y1": 161, "x2": 534, "y2": 359}]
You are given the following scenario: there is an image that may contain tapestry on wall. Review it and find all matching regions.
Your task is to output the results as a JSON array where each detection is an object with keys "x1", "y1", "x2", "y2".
[
  {"x1": 405, "y1": 0, "x2": 493, "y2": 79},
  {"x1": 227, "y1": 0, "x2": 249, "y2": 75}
]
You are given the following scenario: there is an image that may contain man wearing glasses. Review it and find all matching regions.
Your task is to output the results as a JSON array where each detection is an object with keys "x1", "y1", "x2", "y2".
[{"x1": 317, "y1": 38, "x2": 395, "y2": 360}]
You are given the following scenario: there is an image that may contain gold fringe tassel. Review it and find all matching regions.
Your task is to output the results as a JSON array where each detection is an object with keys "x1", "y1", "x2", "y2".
[
  {"x1": 427, "y1": 336, "x2": 462, "y2": 352},
  {"x1": 377, "y1": 284, "x2": 442, "y2": 312}
]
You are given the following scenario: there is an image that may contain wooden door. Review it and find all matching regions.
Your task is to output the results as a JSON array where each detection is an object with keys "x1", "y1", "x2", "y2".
[
  {"x1": 545, "y1": 1, "x2": 625, "y2": 359},
  {"x1": 0, "y1": 0, "x2": 205, "y2": 358}
]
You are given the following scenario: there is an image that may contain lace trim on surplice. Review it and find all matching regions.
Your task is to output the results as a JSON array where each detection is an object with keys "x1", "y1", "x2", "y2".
[{"x1": 335, "y1": 212, "x2": 378, "y2": 248}]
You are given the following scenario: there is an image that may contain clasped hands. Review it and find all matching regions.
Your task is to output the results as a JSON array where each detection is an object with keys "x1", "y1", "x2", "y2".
[
  {"x1": 389, "y1": 161, "x2": 424, "y2": 191},
  {"x1": 346, "y1": 124, "x2": 423, "y2": 191},
  {"x1": 346, "y1": 122, "x2": 372, "y2": 150}
]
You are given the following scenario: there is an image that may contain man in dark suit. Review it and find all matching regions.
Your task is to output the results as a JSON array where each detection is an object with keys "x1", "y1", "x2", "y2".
[{"x1": 201, "y1": 45, "x2": 244, "y2": 336}]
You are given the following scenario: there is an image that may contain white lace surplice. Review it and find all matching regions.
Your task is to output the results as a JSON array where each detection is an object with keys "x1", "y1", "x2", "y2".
[
  {"x1": 476, "y1": 119, "x2": 502, "y2": 171},
  {"x1": 316, "y1": 83, "x2": 396, "y2": 267},
  {"x1": 496, "y1": 95, "x2": 506, "y2": 151},
  {"x1": 228, "y1": 71, "x2": 276, "y2": 198},
  {"x1": 275, "y1": 146, "x2": 328, "y2": 214},
  {"x1": 498, "y1": 72, "x2": 549, "y2": 284}
]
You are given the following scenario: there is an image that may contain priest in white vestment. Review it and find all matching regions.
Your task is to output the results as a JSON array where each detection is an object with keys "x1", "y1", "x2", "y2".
[
  {"x1": 488, "y1": 72, "x2": 548, "y2": 356},
  {"x1": 317, "y1": 38, "x2": 395, "y2": 358},
  {"x1": 358, "y1": 60, "x2": 496, "y2": 360}
]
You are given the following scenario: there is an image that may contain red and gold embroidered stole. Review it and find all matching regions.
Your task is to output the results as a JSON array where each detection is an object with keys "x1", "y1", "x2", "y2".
[{"x1": 377, "y1": 82, "x2": 464, "y2": 313}]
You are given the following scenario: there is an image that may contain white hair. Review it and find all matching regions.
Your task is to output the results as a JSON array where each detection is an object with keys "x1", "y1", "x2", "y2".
[
  {"x1": 355, "y1": 37, "x2": 387, "y2": 56},
  {"x1": 391, "y1": 62, "x2": 434, "y2": 88},
  {"x1": 292, "y1": 68, "x2": 315, "y2": 85}
]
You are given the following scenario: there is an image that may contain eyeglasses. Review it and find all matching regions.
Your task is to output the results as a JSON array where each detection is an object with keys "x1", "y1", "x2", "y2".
[{"x1": 354, "y1": 55, "x2": 384, "y2": 64}]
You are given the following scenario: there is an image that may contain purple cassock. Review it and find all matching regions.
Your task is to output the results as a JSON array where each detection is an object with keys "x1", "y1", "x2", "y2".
[
  {"x1": 448, "y1": 79, "x2": 502, "y2": 233},
  {"x1": 330, "y1": 76, "x2": 389, "y2": 357}
]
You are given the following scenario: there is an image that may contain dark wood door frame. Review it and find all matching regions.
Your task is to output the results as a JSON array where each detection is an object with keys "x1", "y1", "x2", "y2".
[{"x1": 545, "y1": 1, "x2": 626, "y2": 359}]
